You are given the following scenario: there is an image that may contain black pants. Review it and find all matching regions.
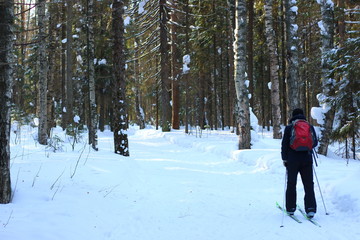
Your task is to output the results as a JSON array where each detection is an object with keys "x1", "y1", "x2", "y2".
[{"x1": 286, "y1": 160, "x2": 317, "y2": 213}]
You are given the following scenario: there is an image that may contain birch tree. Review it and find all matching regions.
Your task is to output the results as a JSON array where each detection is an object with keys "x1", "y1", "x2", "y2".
[
  {"x1": 317, "y1": 0, "x2": 335, "y2": 156},
  {"x1": 285, "y1": 0, "x2": 301, "y2": 111},
  {"x1": 87, "y1": 0, "x2": 98, "y2": 150},
  {"x1": 264, "y1": 0, "x2": 282, "y2": 139},
  {"x1": 37, "y1": 0, "x2": 48, "y2": 145},
  {"x1": 234, "y1": 0, "x2": 251, "y2": 149},
  {"x1": 112, "y1": 0, "x2": 129, "y2": 156},
  {"x1": 0, "y1": 0, "x2": 13, "y2": 204}
]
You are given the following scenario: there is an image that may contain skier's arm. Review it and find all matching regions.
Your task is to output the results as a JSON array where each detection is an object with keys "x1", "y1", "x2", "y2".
[
  {"x1": 281, "y1": 126, "x2": 291, "y2": 161},
  {"x1": 311, "y1": 125, "x2": 318, "y2": 148}
]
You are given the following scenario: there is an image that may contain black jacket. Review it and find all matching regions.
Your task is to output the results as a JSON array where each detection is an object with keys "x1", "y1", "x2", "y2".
[{"x1": 281, "y1": 114, "x2": 318, "y2": 162}]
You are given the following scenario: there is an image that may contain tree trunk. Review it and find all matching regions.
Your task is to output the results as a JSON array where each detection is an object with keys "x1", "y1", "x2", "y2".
[
  {"x1": 37, "y1": 0, "x2": 48, "y2": 145},
  {"x1": 61, "y1": 3, "x2": 66, "y2": 129},
  {"x1": 112, "y1": 0, "x2": 129, "y2": 156},
  {"x1": 285, "y1": 0, "x2": 301, "y2": 111},
  {"x1": 264, "y1": 0, "x2": 282, "y2": 139},
  {"x1": 65, "y1": 0, "x2": 74, "y2": 127},
  {"x1": 159, "y1": 0, "x2": 171, "y2": 132},
  {"x1": 87, "y1": 0, "x2": 98, "y2": 150},
  {"x1": 170, "y1": 0, "x2": 180, "y2": 130},
  {"x1": 184, "y1": 0, "x2": 190, "y2": 133},
  {"x1": 234, "y1": 0, "x2": 251, "y2": 149},
  {"x1": 280, "y1": 0, "x2": 287, "y2": 125},
  {"x1": 317, "y1": 0, "x2": 335, "y2": 156},
  {"x1": 133, "y1": 40, "x2": 145, "y2": 129},
  {"x1": 0, "y1": 0, "x2": 13, "y2": 204},
  {"x1": 247, "y1": 0, "x2": 254, "y2": 108},
  {"x1": 47, "y1": 1, "x2": 59, "y2": 134}
]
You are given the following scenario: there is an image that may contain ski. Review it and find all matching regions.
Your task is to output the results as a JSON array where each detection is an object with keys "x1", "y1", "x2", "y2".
[
  {"x1": 276, "y1": 202, "x2": 302, "y2": 223},
  {"x1": 297, "y1": 205, "x2": 321, "y2": 227}
]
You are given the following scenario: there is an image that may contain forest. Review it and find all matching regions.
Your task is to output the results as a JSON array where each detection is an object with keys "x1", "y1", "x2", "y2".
[{"x1": 0, "y1": 0, "x2": 359, "y2": 202}]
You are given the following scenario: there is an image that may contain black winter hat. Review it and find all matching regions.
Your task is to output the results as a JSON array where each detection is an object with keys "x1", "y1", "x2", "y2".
[{"x1": 292, "y1": 108, "x2": 304, "y2": 117}]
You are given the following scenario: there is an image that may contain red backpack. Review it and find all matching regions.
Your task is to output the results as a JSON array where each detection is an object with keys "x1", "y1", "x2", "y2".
[{"x1": 290, "y1": 119, "x2": 314, "y2": 151}]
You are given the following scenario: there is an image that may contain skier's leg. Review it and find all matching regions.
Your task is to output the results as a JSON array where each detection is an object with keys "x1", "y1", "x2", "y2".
[
  {"x1": 286, "y1": 161, "x2": 298, "y2": 212},
  {"x1": 300, "y1": 161, "x2": 317, "y2": 213}
]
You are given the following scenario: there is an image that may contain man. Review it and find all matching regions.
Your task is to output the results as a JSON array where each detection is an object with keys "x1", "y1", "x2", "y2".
[{"x1": 281, "y1": 108, "x2": 318, "y2": 218}]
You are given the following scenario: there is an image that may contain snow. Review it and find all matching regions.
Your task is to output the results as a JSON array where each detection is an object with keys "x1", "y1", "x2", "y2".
[
  {"x1": 311, "y1": 107, "x2": 325, "y2": 125},
  {"x1": 124, "y1": 16, "x2": 131, "y2": 26},
  {"x1": 73, "y1": 115, "x2": 80, "y2": 124},
  {"x1": 291, "y1": 24, "x2": 298, "y2": 33},
  {"x1": 138, "y1": 0, "x2": 147, "y2": 14},
  {"x1": 33, "y1": 118, "x2": 39, "y2": 127},
  {"x1": 318, "y1": 20, "x2": 326, "y2": 36},
  {"x1": 183, "y1": 54, "x2": 191, "y2": 74},
  {"x1": 98, "y1": 59, "x2": 107, "y2": 65},
  {"x1": 290, "y1": 6, "x2": 298, "y2": 15},
  {"x1": 1, "y1": 124, "x2": 360, "y2": 240},
  {"x1": 317, "y1": 0, "x2": 334, "y2": 8},
  {"x1": 76, "y1": 55, "x2": 83, "y2": 64}
]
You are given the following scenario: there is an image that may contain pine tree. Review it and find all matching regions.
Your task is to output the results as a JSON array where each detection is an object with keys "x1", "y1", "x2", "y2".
[
  {"x1": 159, "y1": 0, "x2": 172, "y2": 132},
  {"x1": 112, "y1": 0, "x2": 129, "y2": 156}
]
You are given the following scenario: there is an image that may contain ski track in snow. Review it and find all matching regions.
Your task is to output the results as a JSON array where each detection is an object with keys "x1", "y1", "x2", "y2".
[{"x1": 0, "y1": 126, "x2": 359, "y2": 240}]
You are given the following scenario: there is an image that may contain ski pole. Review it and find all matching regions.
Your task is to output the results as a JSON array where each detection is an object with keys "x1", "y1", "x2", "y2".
[
  {"x1": 280, "y1": 170, "x2": 287, "y2": 227},
  {"x1": 313, "y1": 166, "x2": 329, "y2": 215},
  {"x1": 312, "y1": 150, "x2": 318, "y2": 167}
]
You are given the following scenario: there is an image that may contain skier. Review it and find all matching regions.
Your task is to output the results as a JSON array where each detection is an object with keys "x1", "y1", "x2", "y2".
[{"x1": 281, "y1": 108, "x2": 318, "y2": 218}]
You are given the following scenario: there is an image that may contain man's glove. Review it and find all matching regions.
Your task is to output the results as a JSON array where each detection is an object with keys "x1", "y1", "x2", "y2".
[{"x1": 283, "y1": 160, "x2": 288, "y2": 167}]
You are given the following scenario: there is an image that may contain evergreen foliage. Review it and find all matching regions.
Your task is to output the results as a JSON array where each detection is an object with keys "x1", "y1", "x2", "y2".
[{"x1": 3, "y1": 0, "x2": 359, "y2": 158}]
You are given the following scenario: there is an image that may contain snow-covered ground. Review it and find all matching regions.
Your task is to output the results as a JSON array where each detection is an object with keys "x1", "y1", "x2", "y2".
[{"x1": 1, "y1": 124, "x2": 359, "y2": 240}]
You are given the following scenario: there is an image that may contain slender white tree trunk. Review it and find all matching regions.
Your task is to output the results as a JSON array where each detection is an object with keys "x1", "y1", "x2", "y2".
[
  {"x1": 264, "y1": 0, "x2": 282, "y2": 139},
  {"x1": 87, "y1": 0, "x2": 98, "y2": 150},
  {"x1": 234, "y1": 0, "x2": 251, "y2": 149}
]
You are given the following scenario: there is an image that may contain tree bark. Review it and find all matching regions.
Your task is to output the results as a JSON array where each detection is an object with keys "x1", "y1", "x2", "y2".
[
  {"x1": 37, "y1": 0, "x2": 48, "y2": 145},
  {"x1": 234, "y1": 0, "x2": 251, "y2": 149},
  {"x1": 87, "y1": 0, "x2": 98, "y2": 150},
  {"x1": 285, "y1": 0, "x2": 301, "y2": 111},
  {"x1": 0, "y1": 0, "x2": 14, "y2": 204},
  {"x1": 170, "y1": 0, "x2": 180, "y2": 130},
  {"x1": 159, "y1": 0, "x2": 172, "y2": 132},
  {"x1": 247, "y1": 0, "x2": 254, "y2": 108},
  {"x1": 264, "y1": 0, "x2": 282, "y2": 139},
  {"x1": 65, "y1": 0, "x2": 74, "y2": 127},
  {"x1": 112, "y1": 0, "x2": 129, "y2": 156}
]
